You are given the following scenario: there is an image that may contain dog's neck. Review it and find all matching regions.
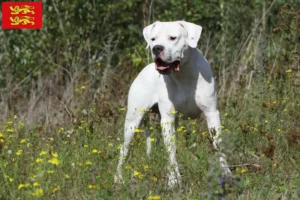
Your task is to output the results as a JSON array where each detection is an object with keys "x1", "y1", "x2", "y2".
[{"x1": 168, "y1": 47, "x2": 199, "y2": 80}]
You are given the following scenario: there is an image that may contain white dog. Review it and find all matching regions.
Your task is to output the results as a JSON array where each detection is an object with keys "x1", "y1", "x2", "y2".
[{"x1": 115, "y1": 21, "x2": 231, "y2": 188}]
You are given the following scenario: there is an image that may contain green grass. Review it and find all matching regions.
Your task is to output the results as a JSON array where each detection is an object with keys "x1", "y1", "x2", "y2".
[{"x1": 1, "y1": 72, "x2": 300, "y2": 199}]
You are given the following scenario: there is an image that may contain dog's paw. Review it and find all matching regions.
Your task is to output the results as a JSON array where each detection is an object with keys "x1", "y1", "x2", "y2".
[
  {"x1": 222, "y1": 167, "x2": 232, "y2": 176},
  {"x1": 114, "y1": 174, "x2": 124, "y2": 184},
  {"x1": 221, "y1": 167, "x2": 233, "y2": 183},
  {"x1": 167, "y1": 172, "x2": 181, "y2": 189}
]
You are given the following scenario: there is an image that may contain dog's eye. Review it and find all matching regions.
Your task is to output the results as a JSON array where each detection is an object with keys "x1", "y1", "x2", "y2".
[
  {"x1": 151, "y1": 38, "x2": 155, "y2": 41},
  {"x1": 170, "y1": 36, "x2": 177, "y2": 41}
]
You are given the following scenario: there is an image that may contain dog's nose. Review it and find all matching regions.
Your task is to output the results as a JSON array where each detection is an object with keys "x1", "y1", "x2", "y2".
[{"x1": 152, "y1": 45, "x2": 164, "y2": 55}]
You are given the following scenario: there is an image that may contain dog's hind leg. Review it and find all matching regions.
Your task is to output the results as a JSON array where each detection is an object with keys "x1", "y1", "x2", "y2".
[
  {"x1": 115, "y1": 73, "x2": 158, "y2": 184},
  {"x1": 115, "y1": 111, "x2": 144, "y2": 184},
  {"x1": 146, "y1": 128, "x2": 152, "y2": 156}
]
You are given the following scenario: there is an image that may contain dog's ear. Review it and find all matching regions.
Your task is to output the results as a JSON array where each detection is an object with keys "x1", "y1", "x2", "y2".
[
  {"x1": 143, "y1": 21, "x2": 160, "y2": 49},
  {"x1": 177, "y1": 21, "x2": 202, "y2": 48}
]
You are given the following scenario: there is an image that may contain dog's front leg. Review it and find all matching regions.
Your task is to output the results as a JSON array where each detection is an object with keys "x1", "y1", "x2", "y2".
[
  {"x1": 204, "y1": 109, "x2": 232, "y2": 177},
  {"x1": 160, "y1": 115, "x2": 181, "y2": 188}
]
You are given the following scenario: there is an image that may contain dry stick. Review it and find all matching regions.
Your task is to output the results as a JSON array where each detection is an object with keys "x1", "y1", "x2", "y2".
[
  {"x1": 229, "y1": 163, "x2": 261, "y2": 168},
  {"x1": 145, "y1": 0, "x2": 154, "y2": 64},
  {"x1": 51, "y1": 0, "x2": 65, "y2": 37}
]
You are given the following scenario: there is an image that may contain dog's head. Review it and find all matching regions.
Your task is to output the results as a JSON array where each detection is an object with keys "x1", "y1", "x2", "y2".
[{"x1": 143, "y1": 21, "x2": 202, "y2": 75}]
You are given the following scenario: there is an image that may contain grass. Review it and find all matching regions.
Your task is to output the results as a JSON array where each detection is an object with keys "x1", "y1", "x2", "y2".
[{"x1": 1, "y1": 70, "x2": 300, "y2": 199}]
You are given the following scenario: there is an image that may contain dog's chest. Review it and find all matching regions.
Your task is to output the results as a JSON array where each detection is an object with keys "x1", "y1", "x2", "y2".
[{"x1": 164, "y1": 79, "x2": 204, "y2": 119}]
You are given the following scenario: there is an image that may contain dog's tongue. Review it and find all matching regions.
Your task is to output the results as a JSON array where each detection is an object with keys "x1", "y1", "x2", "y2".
[{"x1": 156, "y1": 66, "x2": 170, "y2": 70}]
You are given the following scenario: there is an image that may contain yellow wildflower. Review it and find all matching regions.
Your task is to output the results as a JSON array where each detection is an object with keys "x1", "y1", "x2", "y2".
[
  {"x1": 6, "y1": 128, "x2": 14, "y2": 133},
  {"x1": 148, "y1": 196, "x2": 161, "y2": 200},
  {"x1": 31, "y1": 188, "x2": 44, "y2": 196},
  {"x1": 92, "y1": 149, "x2": 98, "y2": 153},
  {"x1": 35, "y1": 158, "x2": 43, "y2": 163},
  {"x1": 58, "y1": 127, "x2": 64, "y2": 133},
  {"x1": 18, "y1": 184, "x2": 24, "y2": 190},
  {"x1": 88, "y1": 184, "x2": 97, "y2": 189},
  {"x1": 134, "y1": 170, "x2": 140, "y2": 176},
  {"x1": 65, "y1": 174, "x2": 70, "y2": 179},
  {"x1": 171, "y1": 109, "x2": 177, "y2": 115},
  {"x1": 120, "y1": 107, "x2": 126, "y2": 111},
  {"x1": 134, "y1": 128, "x2": 144, "y2": 133},
  {"x1": 177, "y1": 126, "x2": 185, "y2": 132},
  {"x1": 144, "y1": 165, "x2": 149, "y2": 171},
  {"x1": 6, "y1": 176, "x2": 13, "y2": 182},
  {"x1": 33, "y1": 182, "x2": 39, "y2": 187},
  {"x1": 20, "y1": 139, "x2": 26, "y2": 144},
  {"x1": 48, "y1": 157, "x2": 60, "y2": 165},
  {"x1": 52, "y1": 185, "x2": 61, "y2": 193},
  {"x1": 18, "y1": 183, "x2": 31, "y2": 189},
  {"x1": 81, "y1": 85, "x2": 86, "y2": 90},
  {"x1": 39, "y1": 150, "x2": 47, "y2": 156},
  {"x1": 52, "y1": 153, "x2": 58, "y2": 158},
  {"x1": 125, "y1": 165, "x2": 132, "y2": 171},
  {"x1": 286, "y1": 69, "x2": 292, "y2": 73},
  {"x1": 133, "y1": 171, "x2": 143, "y2": 179},
  {"x1": 16, "y1": 150, "x2": 23, "y2": 156},
  {"x1": 152, "y1": 176, "x2": 158, "y2": 182},
  {"x1": 85, "y1": 161, "x2": 93, "y2": 165},
  {"x1": 150, "y1": 137, "x2": 155, "y2": 142},
  {"x1": 241, "y1": 168, "x2": 247, "y2": 174},
  {"x1": 19, "y1": 121, "x2": 24, "y2": 127}
]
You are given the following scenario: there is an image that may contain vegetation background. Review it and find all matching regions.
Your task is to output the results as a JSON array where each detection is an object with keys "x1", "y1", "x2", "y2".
[{"x1": 0, "y1": 0, "x2": 299, "y2": 199}]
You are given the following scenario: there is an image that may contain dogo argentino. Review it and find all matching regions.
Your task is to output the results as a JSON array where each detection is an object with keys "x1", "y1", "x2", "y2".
[{"x1": 115, "y1": 21, "x2": 231, "y2": 188}]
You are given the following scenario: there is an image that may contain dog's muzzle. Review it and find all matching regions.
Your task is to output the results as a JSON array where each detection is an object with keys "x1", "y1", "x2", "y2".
[{"x1": 152, "y1": 45, "x2": 181, "y2": 75}]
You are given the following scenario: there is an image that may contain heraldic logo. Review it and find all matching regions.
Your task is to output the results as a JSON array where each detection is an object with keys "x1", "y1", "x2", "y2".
[{"x1": 2, "y1": 2, "x2": 42, "y2": 29}]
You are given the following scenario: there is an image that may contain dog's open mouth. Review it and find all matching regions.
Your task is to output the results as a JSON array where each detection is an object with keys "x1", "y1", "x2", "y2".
[{"x1": 154, "y1": 58, "x2": 180, "y2": 75}]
